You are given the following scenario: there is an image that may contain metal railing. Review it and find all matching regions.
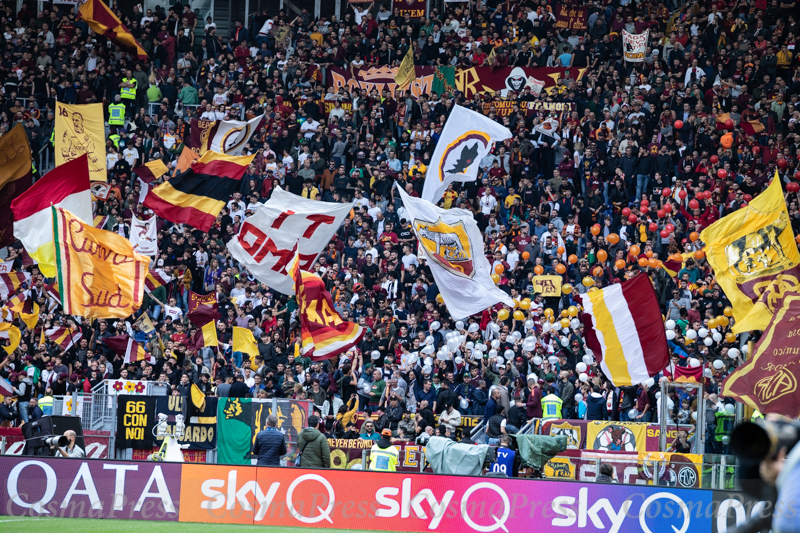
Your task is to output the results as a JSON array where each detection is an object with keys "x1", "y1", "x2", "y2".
[{"x1": 53, "y1": 392, "x2": 117, "y2": 432}]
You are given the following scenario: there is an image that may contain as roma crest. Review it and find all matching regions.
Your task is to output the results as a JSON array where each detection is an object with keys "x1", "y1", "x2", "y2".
[
  {"x1": 414, "y1": 217, "x2": 474, "y2": 278},
  {"x1": 437, "y1": 131, "x2": 491, "y2": 183}
]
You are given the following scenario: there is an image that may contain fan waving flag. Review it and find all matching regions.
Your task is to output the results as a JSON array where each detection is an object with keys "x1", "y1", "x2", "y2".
[
  {"x1": 291, "y1": 246, "x2": 365, "y2": 360},
  {"x1": 79, "y1": 0, "x2": 148, "y2": 60},
  {"x1": 144, "y1": 150, "x2": 255, "y2": 232},
  {"x1": 145, "y1": 270, "x2": 173, "y2": 294},
  {"x1": 133, "y1": 160, "x2": 169, "y2": 183},
  {"x1": 0, "y1": 272, "x2": 31, "y2": 300},
  {"x1": 45, "y1": 326, "x2": 83, "y2": 351},
  {"x1": 53, "y1": 206, "x2": 149, "y2": 318},
  {"x1": 11, "y1": 155, "x2": 92, "y2": 278},
  {"x1": 579, "y1": 274, "x2": 669, "y2": 386},
  {"x1": 105, "y1": 334, "x2": 153, "y2": 364},
  {"x1": 421, "y1": 104, "x2": 512, "y2": 204}
]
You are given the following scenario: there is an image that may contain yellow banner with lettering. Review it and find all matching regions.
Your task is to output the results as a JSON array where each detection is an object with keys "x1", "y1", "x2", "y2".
[
  {"x1": 52, "y1": 206, "x2": 149, "y2": 318},
  {"x1": 532, "y1": 275, "x2": 562, "y2": 297},
  {"x1": 700, "y1": 175, "x2": 800, "y2": 333},
  {"x1": 55, "y1": 102, "x2": 107, "y2": 182}
]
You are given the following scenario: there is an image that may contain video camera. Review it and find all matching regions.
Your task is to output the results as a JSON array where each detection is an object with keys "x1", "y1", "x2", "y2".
[
  {"x1": 44, "y1": 435, "x2": 68, "y2": 448},
  {"x1": 730, "y1": 420, "x2": 800, "y2": 499}
]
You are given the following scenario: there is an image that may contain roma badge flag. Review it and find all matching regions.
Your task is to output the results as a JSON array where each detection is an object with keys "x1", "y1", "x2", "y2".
[
  {"x1": 55, "y1": 102, "x2": 107, "y2": 182},
  {"x1": 722, "y1": 293, "x2": 800, "y2": 418},
  {"x1": 291, "y1": 247, "x2": 365, "y2": 360},
  {"x1": 700, "y1": 175, "x2": 800, "y2": 333},
  {"x1": 579, "y1": 274, "x2": 669, "y2": 387},
  {"x1": 52, "y1": 206, "x2": 149, "y2": 318}
]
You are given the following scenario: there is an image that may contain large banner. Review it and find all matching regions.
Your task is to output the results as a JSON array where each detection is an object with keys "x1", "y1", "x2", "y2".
[
  {"x1": 250, "y1": 399, "x2": 312, "y2": 462},
  {"x1": 532, "y1": 275, "x2": 563, "y2": 297},
  {"x1": 327, "y1": 438, "x2": 424, "y2": 472},
  {"x1": 543, "y1": 449, "x2": 704, "y2": 488},
  {"x1": 541, "y1": 419, "x2": 696, "y2": 452},
  {"x1": 326, "y1": 66, "x2": 587, "y2": 99},
  {"x1": 1, "y1": 456, "x2": 181, "y2": 520},
  {"x1": 481, "y1": 100, "x2": 575, "y2": 120},
  {"x1": 0, "y1": 455, "x2": 773, "y2": 532},
  {"x1": 55, "y1": 102, "x2": 107, "y2": 182},
  {"x1": 391, "y1": 0, "x2": 426, "y2": 18},
  {"x1": 555, "y1": 4, "x2": 588, "y2": 31},
  {"x1": 116, "y1": 395, "x2": 218, "y2": 450},
  {"x1": 188, "y1": 291, "x2": 218, "y2": 313},
  {"x1": 586, "y1": 421, "x2": 648, "y2": 452},
  {"x1": 623, "y1": 30, "x2": 649, "y2": 62}
]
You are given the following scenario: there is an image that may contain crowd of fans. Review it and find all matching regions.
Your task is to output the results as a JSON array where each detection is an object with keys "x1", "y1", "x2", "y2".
[{"x1": 0, "y1": 0, "x2": 796, "y2": 457}]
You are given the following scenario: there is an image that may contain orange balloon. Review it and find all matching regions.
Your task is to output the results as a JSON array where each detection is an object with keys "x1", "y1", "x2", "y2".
[
  {"x1": 568, "y1": 254, "x2": 578, "y2": 264},
  {"x1": 630, "y1": 245, "x2": 641, "y2": 256},
  {"x1": 615, "y1": 259, "x2": 626, "y2": 270},
  {"x1": 593, "y1": 266, "x2": 604, "y2": 276},
  {"x1": 591, "y1": 224, "x2": 601, "y2": 236},
  {"x1": 555, "y1": 263, "x2": 567, "y2": 274},
  {"x1": 796, "y1": 235, "x2": 800, "y2": 244},
  {"x1": 557, "y1": 246, "x2": 566, "y2": 255},
  {"x1": 671, "y1": 253, "x2": 683, "y2": 262},
  {"x1": 522, "y1": 251, "x2": 530, "y2": 260},
  {"x1": 648, "y1": 258, "x2": 659, "y2": 268},
  {"x1": 694, "y1": 250, "x2": 705, "y2": 260},
  {"x1": 690, "y1": 232, "x2": 699, "y2": 242},
  {"x1": 597, "y1": 249, "x2": 608, "y2": 262},
  {"x1": 607, "y1": 233, "x2": 620, "y2": 244},
  {"x1": 638, "y1": 257, "x2": 649, "y2": 267},
  {"x1": 534, "y1": 265, "x2": 544, "y2": 275},
  {"x1": 495, "y1": 264, "x2": 505, "y2": 274},
  {"x1": 645, "y1": 250, "x2": 654, "y2": 258}
]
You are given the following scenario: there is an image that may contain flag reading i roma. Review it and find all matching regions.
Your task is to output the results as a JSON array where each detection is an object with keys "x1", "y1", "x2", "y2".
[{"x1": 52, "y1": 206, "x2": 149, "y2": 318}]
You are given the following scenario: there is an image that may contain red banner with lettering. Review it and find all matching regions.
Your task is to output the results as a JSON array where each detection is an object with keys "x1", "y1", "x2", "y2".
[
  {"x1": 391, "y1": 0, "x2": 426, "y2": 18},
  {"x1": 326, "y1": 66, "x2": 587, "y2": 99}
]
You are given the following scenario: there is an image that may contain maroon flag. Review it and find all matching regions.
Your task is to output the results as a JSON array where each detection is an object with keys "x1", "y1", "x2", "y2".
[
  {"x1": 188, "y1": 290, "x2": 218, "y2": 314},
  {"x1": 722, "y1": 293, "x2": 800, "y2": 418}
]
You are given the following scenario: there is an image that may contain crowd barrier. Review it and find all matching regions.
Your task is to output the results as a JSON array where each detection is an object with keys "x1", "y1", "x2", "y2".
[{"x1": 0, "y1": 455, "x2": 770, "y2": 533}]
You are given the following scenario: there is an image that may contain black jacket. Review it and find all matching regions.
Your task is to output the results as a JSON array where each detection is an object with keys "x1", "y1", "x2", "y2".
[{"x1": 252, "y1": 428, "x2": 287, "y2": 466}]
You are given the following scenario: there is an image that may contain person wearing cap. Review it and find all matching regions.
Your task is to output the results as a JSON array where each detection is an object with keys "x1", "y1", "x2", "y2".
[{"x1": 368, "y1": 428, "x2": 399, "y2": 472}]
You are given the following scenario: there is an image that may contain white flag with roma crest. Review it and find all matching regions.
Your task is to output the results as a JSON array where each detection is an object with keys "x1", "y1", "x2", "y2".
[
  {"x1": 421, "y1": 105, "x2": 512, "y2": 204},
  {"x1": 397, "y1": 184, "x2": 513, "y2": 318}
]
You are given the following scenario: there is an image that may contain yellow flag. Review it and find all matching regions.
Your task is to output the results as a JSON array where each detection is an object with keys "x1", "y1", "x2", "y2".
[
  {"x1": 55, "y1": 102, "x2": 107, "y2": 182},
  {"x1": 232, "y1": 326, "x2": 259, "y2": 357},
  {"x1": 52, "y1": 206, "x2": 150, "y2": 318},
  {"x1": 700, "y1": 174, "x2": 800, "y2": 332},
  {"x1": 396, "y1": 46, "x2": 416, "y2": 91},
  {"x1": 20, "y1": 303, "x2": 39, "y2": 330},
  {"x1": 0, "y1": 323, "x2": 21, "y2": 354},
  {"x1": 487, "y1": 47, "x2": 497, "y2": 65}
]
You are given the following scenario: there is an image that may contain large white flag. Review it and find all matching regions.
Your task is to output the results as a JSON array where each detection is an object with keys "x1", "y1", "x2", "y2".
[
  {"x1": 228, "y1": 187, "x2": 354, "y2": 295},
  {"x1": 130, "y1": 215, "x2": 158, "y2": 256},
  {"x1": 397, "y1": 184, "x2": 513, "y2": 318},
  {"x1": 421, "y1": 105, "x2": 512, "y2": 204}
]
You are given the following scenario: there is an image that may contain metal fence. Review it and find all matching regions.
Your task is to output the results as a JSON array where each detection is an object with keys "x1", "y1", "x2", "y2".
[{"x1": 53, "y1": 392, "x2": 117, "y2": 433}]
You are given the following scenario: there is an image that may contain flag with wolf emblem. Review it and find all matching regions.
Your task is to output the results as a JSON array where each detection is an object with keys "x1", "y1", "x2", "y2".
[
  {"x1": 421, "y1": 105, "x2": 512, "y2": 204},
  {"x1": 700, "y1": 174, "x2": 800, "y2": 333},
  {"x1": 397, "y1": 184, "x2": 513, "y2": 318}
]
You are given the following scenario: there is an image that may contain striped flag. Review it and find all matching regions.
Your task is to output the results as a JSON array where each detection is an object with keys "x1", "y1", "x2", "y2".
[
  {"x1": 45, "y1": 326, "x2": 83, "y2": 351},
  {"x1": 0, "y1": 374, "x2": 13, "y2": 397},
  {"x1": 104, "y1": 334, "x2": 153, "y2": 364},
  {"x1": 78, "y1": 0, "x2": 148, "y2": 60},
  {"x1": 0, "y1": 272, "x2": 30, "y2": 300},
  {"x1": 143, "y1": 151, "x2": 255, "y2": 232},
  {"x1": 94, "y1": 215, "x2": 109, "y2": 229},
  {"x1": 145, "y1": 270, "x2": 173, "y2": 294},
  {"x1": 133, "y1": 159, "x2": 169, "y2": 183},
  {"x1": 4, "y1": 291, "x2": 28, "y2": 314},
  {"x1": 292, "y1": 246, "x2": 365, "y2": 361},
  {"x1": 579, "y1": 274, "x2": 669, "y2": 386}
]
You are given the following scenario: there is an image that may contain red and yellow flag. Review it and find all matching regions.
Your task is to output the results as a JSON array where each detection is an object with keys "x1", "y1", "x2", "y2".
[
  {"x1": 291, "y1": 246, "x2": 364, "y2": 360},
  {"x1": 79, "y1": 0, "x2": 148, "y2": 61},
  {"x1": 52, "y1": 206, "x2": 149, "y2": 318}
]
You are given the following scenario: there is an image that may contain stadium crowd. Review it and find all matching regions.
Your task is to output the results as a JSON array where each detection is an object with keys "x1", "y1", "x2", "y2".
[{"x1": 0, "y1": 0, "x2": 796, "y2": 458}]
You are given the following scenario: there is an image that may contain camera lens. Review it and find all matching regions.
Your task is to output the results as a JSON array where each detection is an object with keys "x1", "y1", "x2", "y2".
[{"x1": 730, "y1": 423, "x2": 772, "y2": 461}]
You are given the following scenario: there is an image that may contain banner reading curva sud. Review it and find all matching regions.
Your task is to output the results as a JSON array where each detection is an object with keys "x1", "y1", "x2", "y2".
[{"x1": 0, "y1": 456, "x2": 181, "y2": 520}]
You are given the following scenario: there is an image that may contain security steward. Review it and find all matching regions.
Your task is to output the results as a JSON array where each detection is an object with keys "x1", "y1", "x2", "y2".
[
  {"x1": 368, "y1": 429, "x2": 399, "y2": 471},
  {"x1": 541, "y1": 386, "x2": 563, "y2": 419},
  {"x1": 108, "y1": 95, "x2": 126, "y2": 132}
]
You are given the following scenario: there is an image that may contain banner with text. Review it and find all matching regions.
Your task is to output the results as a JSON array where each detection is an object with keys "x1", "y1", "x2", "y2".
[
  {"x1": 555, "y1": 5, "x2": 588, "y2": 31},
  {"x1": 326, "y1": 66, "x2": 587, "y2": 99}
]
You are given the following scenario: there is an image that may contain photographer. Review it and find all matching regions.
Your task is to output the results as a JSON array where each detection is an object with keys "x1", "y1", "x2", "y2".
[{"x1": 53, "y1": 430, "x2": 85, "y2": 458}]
